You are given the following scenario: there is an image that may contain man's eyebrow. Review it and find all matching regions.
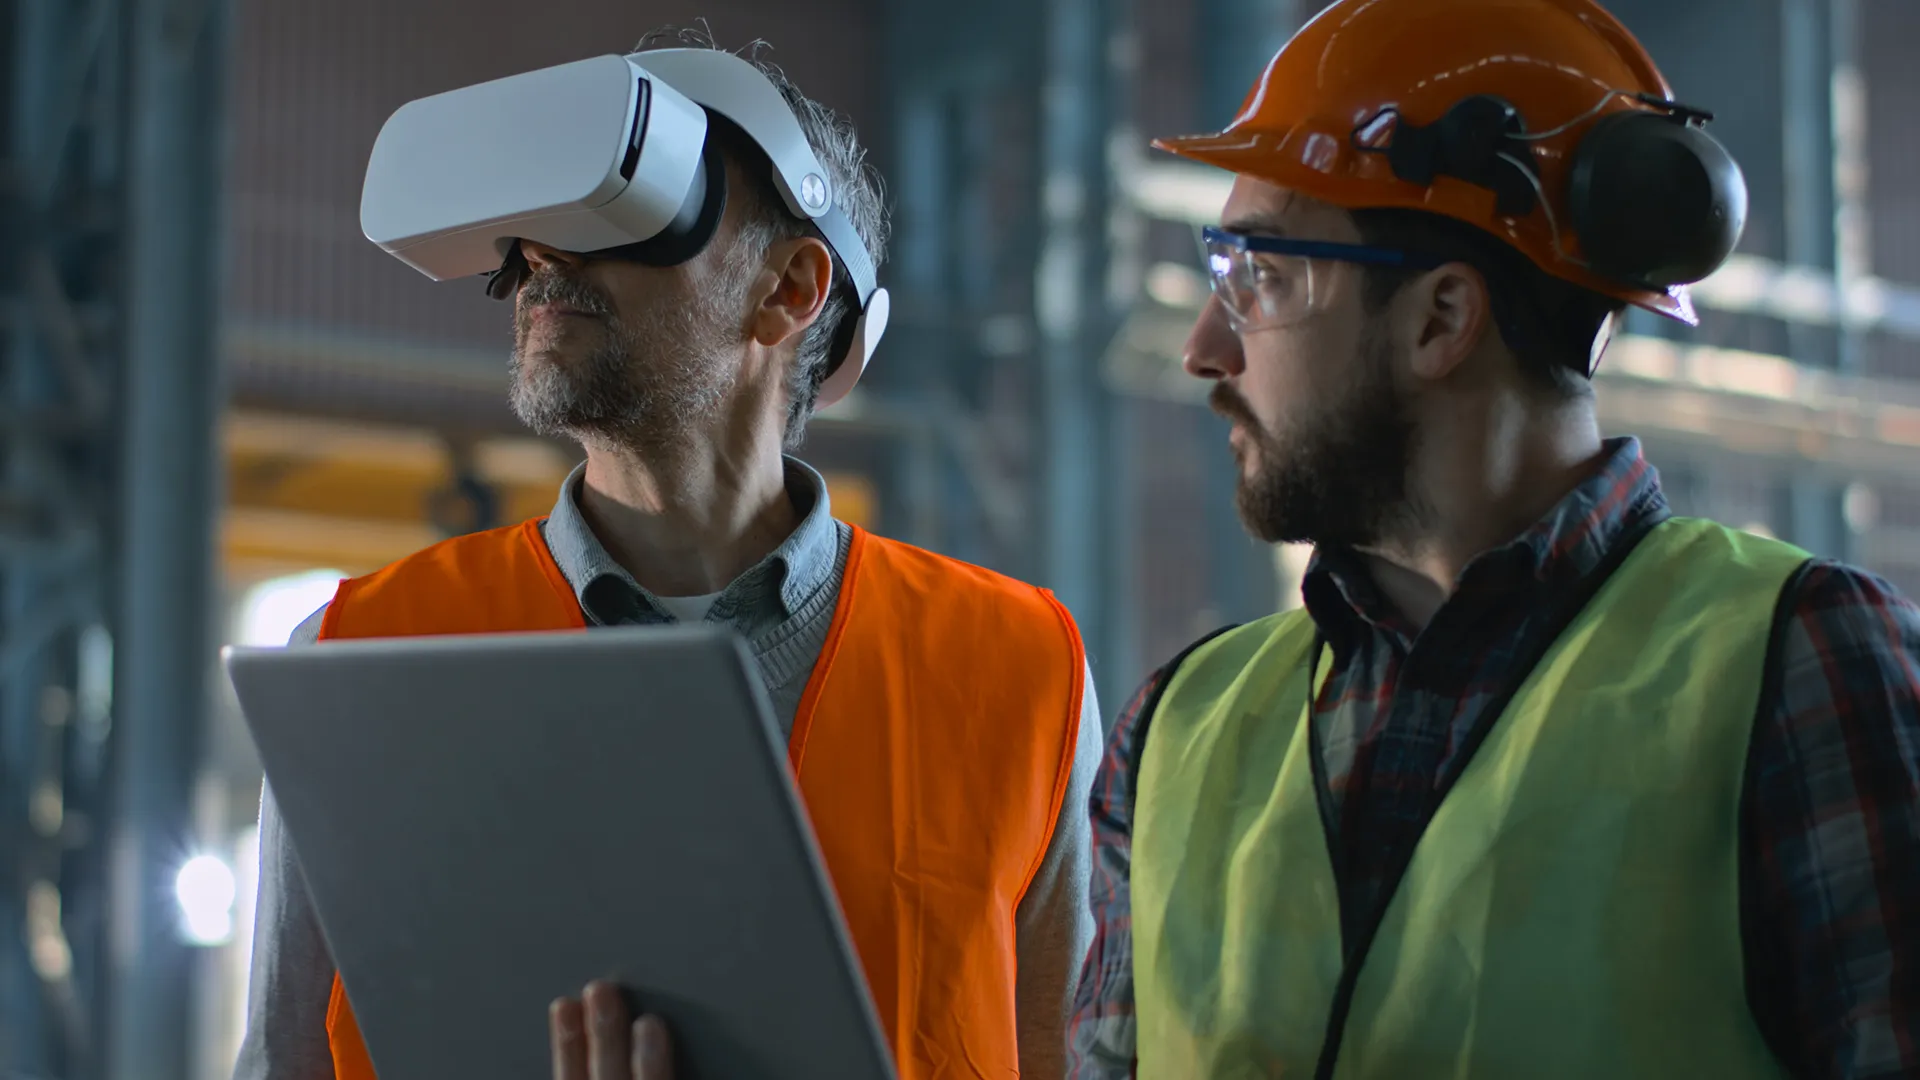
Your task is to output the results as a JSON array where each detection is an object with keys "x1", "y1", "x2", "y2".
[{"x1": 1219, "y1": 213, "x2": 1293, "y2": 237}]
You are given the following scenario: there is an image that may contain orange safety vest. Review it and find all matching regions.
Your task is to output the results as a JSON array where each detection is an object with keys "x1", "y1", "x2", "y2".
[{"x1": 314, "y1": 518, "x2": 1085, "y2": 1080}]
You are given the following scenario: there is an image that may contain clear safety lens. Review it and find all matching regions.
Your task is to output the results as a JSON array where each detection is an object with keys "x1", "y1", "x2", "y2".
[{"x1": 1200, "y1": 233, "x2": 1322, "y2": 332}]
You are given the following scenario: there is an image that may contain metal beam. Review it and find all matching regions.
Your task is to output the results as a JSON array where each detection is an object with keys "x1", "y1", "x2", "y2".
[
  {"x1": 3, "y1": 1, "x2": 126, "y2": 1076},
  {"x1": 1829, "y1": 0, "x2": 1867, "y2": 372},
  {"x1": 1102, "y1": 9, "x2": 1147, "y2": 710},
  {"x1": 1198, "y1": 0, "x2": 1299, "y2": 131},
  {"x1": 106, "y1": 2, "x2": 230, "y2": 1079},
  {"x1": 1038, "y1": 0, "x2": 1132, "y2": 708}
]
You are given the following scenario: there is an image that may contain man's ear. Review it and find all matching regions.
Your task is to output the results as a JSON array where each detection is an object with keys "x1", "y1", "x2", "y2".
[
  {"x1": 750, "y1": 236, "x2": 833, "y2": 349},
  {"x1": 1401, "y1": 261, "x2": 1494, "y2": 383}
]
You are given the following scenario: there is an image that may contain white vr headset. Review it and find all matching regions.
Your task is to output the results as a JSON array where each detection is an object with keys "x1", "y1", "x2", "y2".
[{"x1": 359, "y1": 48, "x2": 890, "y2": 409}]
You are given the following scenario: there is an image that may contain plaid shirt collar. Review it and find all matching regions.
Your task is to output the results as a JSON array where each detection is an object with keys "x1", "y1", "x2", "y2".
[{"x1": 1302, "y1": 436, "x2": 1669, "y2": 645}]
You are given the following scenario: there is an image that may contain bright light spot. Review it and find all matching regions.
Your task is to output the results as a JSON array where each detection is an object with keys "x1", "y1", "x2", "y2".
[
  {"x1": 1146, "y1": 261, "x2": 1209, "y2": 309},
  {"x1": 1844, "y1": 482, "x2": 1880, "y2": 534},
  {"x1": 177, "y1": 855, "x2": 238, "y2": 947},
  {"x1": 27, "y1": 881, "x2": 72, "y2": 979},
  {"x1": 1740, "y1": 522, "x2": 1778, "y2": 540},
  {"x1": 238, "y1": 569, "x2": 345, "y2": 646}
]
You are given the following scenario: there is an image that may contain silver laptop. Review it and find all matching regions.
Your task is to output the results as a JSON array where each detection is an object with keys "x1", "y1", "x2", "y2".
[{"x1": 226, "y1": 625, "x2": 897, "y2": 1080}]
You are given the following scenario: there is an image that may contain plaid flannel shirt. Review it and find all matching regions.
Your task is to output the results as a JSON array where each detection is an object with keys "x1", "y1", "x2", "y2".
[{"x1": 1068, "y1": 437, "x2": 1920, "y2": 1079}]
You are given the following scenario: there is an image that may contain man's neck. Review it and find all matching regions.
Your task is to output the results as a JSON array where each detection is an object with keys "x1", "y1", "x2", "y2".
[
  {"x1": 576, "y1": 440, "x2": 799, "y2": 598},
  {"x1": 1358, "y1": 403, "x2": 1606, "y2": 630}
]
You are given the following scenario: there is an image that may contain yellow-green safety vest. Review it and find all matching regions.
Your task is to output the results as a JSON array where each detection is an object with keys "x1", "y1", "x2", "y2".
[{"x1": 1132, "y1": 517, "x2": 1806, "y2": 1079}]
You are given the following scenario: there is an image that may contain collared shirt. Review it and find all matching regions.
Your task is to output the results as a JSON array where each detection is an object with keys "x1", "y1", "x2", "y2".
[
  {"x1": 235, "y1": 457, "x2": 1102, "y2": 1080},
  {"x1": 543, "y1": 456, "x2": 850, "y2": 731},
  {"x1": 1067, "y1": 437, "x2": 1920, "y2": 1080}
]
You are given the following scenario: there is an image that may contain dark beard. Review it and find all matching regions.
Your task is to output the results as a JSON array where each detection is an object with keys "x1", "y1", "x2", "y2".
[
  {"x1": 1211, "y1": 328, "x2": 1422, "y2": 548},
  {"x1": 507, "y1": 267, "x2": 735, "y2": 450}
]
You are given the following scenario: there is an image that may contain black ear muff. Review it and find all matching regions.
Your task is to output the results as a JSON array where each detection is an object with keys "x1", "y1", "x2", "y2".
[
  {"x1": 1385, "y1": 95, "x2": 1541, "y2": 218},
  {"x1": 1566, "y1": 111, "x2": 1747, "y2": 287}
]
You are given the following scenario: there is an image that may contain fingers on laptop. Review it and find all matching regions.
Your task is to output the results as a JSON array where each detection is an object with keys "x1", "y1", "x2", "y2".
[
  {"x1": 550, "y1": 980, "x2": 674, "y2": 1080},
  {"x1": 632, "y1": 1014, "x2": 674, "y2": 1079},
  {"x1": 548, "y1": 993, "x2": 588, "y2": 1080}
]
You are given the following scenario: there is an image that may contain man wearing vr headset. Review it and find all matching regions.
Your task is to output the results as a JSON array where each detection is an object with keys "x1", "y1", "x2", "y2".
[
  {"x1": 236, "y1": 31, "x2": 1100, "y2": 1080},
  {"x1": 1068, "y1": 1, "x2": 1920, "y2": 1078}
]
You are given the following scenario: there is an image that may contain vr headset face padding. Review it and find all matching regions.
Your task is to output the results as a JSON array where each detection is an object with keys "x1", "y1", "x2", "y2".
[{"x1": 485, "y1": 136, "x2": 730, "y2": 301}]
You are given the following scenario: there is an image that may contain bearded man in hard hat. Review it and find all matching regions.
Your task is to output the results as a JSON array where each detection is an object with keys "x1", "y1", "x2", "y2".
[{"x1": 1067, "y1": 1, "x2": 1920, "y2": 1077}]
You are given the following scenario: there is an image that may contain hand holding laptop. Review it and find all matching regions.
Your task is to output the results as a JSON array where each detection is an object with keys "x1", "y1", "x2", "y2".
[{"x1": 550, "y1": 981, "x2": 677, "y2": 1080}]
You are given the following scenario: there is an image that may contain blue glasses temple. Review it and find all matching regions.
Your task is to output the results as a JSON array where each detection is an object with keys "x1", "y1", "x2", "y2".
[{"x1": 1201, "y1": 225, "x2": 1446, "y2": 270}]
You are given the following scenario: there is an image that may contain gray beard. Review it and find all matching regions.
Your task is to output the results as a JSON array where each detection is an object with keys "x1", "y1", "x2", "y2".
[{"x1": 508, "y1": 264, "x2": 749, "y2": 453}]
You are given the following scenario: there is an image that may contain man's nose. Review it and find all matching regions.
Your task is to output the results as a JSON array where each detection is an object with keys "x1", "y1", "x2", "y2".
[
  {"x1": 1183, "y1": 295, "x2": 1246, "y2": 381},
  {"x1": 518, "y1": 240, "x2": 585, "y2": 273}
]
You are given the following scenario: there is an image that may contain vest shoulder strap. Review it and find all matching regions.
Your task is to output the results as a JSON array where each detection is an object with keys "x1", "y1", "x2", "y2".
[
  {"x1": 322, "y1": 517, "x2": 583, "y2": 639},
  {"x1": 853, "y1": 528, "x2": 1073, "y2": 622},
  {"x1": 1126, "y1": 612, "x2": 1314, "y2": 819}
]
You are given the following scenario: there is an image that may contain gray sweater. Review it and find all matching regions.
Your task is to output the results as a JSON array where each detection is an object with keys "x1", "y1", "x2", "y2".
[{"x1": 233, "y1": 458, "x2": 1100, "y2": 1080}]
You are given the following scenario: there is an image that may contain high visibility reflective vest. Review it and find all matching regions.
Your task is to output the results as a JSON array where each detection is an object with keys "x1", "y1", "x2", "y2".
[
  {"x1": 315, "y1": 518, "x2": 1085, "y2": 1080},
  {"x1": 1132, "y1": 517, "x2": 1803, "y2": 1079}
]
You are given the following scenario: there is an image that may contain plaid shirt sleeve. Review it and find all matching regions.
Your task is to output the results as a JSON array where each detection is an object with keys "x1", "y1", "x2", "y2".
[
  {"x1": 1744, "y1": 559, "x2": 1920, "y2": 1079},
  {"x1": 1065, "y1": 664, "x2": 1171, "y2": 1080}
]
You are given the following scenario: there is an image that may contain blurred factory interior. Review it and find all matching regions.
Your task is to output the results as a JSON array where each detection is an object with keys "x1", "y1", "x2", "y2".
[{"x1": 6, "y1": 0, "x2": 1920, "y2": 1076}]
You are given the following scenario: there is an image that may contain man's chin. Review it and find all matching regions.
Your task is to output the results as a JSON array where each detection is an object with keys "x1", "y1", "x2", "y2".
[{"x1": 513, "y1": 340, "x2": 594, "y2": 370}]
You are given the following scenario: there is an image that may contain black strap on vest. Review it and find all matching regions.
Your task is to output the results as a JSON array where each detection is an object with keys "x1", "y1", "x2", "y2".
[{"x1": 1124, "y1": 622, "x2": 1242, "y2": 824}]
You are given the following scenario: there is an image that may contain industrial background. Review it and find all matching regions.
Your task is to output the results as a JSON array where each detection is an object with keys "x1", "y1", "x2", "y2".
[{"x1": 5, "y1": 0, "x2": 1918, "y2": 1076}]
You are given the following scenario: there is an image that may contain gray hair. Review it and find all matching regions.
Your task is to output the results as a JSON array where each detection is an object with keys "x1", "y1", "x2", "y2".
[{"x1": 633, "y1": 26, "x2": 891, "y2": 448}]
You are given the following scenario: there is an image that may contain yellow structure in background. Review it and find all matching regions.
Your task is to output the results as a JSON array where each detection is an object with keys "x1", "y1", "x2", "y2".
[{"x1": 222, "y1": 410, "x2": 878, "y2": 579}]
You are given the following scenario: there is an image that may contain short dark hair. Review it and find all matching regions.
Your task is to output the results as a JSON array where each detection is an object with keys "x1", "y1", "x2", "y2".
[
  {"x1": 1348, "y1": 209, "x2": 1623, "y2": 400},
  {"x1": 633, "y1": 26, "x2": 890, "y2": 448}
]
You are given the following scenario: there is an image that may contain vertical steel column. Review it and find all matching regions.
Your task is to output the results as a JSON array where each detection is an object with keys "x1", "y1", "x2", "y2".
[
  {"x1": 1199, "y1": 0, "x2": 1300, "y2": 135},
  {"x1": 1829, "y1": 0, "x2": 1867, "y2": 375},
  {"x1": 1779, "y1": 0, "x2": 1849, "y2": 559},
  {"x1": 3, "y1": 0, "x2": 126, "y2": 1076},
  {"x1": 1781, "y1": 0, "x2": 1834, "y2": 367},
  {"x1": 106, "y1": 0, "x2": 229, "y2": 1078},
  {"x1": 884, "y1": 84, "x2": 954, "y2": 554},
  {"x1": 1038, "y1": 0, "x2": 1123, "y2": 704},
  {"x1": 1102, "y1": 2, "x2": 1145, "y2": 712},
  {"x1": 6, "y1": 3, "x2": 62, "y2": 1068}
]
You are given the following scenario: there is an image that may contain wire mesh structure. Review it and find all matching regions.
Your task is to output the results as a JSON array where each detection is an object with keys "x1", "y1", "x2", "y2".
[
  {"x1": 3, "y1": 1, "x2": 129, "y2": 1074},
  {"x1": 3, "y1": 1, "x2": 227, "y2": 1078}
]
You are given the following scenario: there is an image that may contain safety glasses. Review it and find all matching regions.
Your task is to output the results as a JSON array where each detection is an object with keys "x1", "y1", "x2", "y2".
[{"x1": 1198, "y1": 226, "x2": 1446, "y2": 332}]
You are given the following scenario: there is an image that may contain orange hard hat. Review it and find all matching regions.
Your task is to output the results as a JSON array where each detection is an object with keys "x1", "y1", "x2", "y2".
[{"x1": 1154, "y1": 0, "x2": 1742, "y2": 325}]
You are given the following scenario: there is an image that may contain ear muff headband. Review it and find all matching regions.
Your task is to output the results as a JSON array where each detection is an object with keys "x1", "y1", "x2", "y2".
[{"x1": 1376, "y1": 93, "x2": 1747, "y2": 290}]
